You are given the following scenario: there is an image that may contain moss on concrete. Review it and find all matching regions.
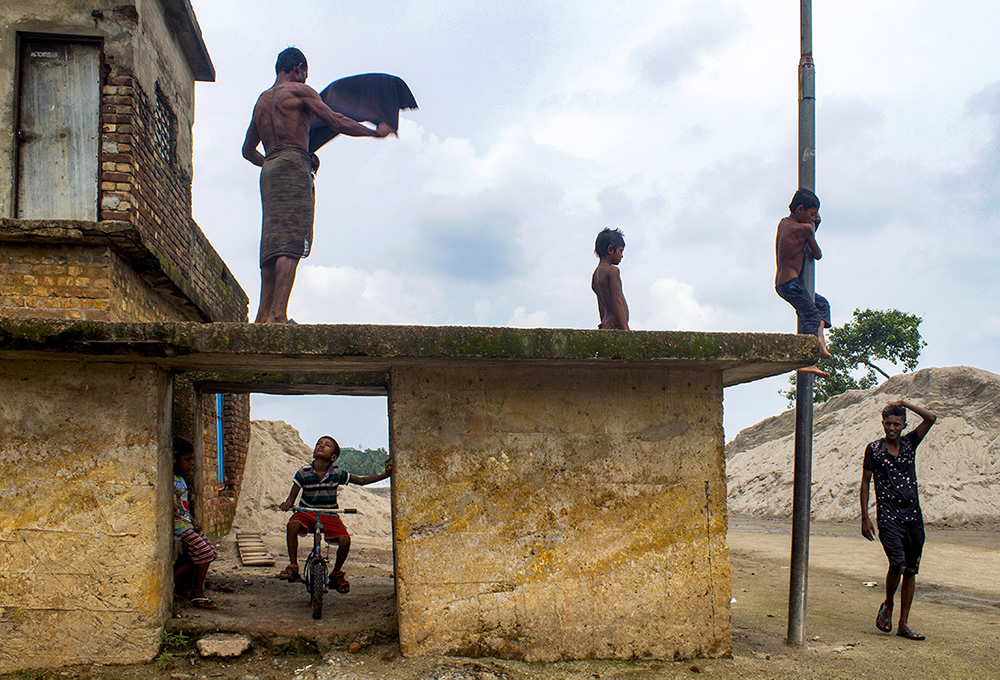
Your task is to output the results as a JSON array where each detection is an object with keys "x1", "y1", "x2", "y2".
[
  {"x1": 0, "y1": 318, "x2": 815, "y2": 360},
  {"x1": 0, "y1": 318, "x2": 819, "y2": 387}
]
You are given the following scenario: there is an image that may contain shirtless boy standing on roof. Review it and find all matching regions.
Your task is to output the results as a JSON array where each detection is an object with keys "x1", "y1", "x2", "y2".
[
  {"x1": 775, "y1": 188, "x2": 832, "y2": 376},
  {"x1": 592, "y1": 227, "x2": 629, "y2": 330}
]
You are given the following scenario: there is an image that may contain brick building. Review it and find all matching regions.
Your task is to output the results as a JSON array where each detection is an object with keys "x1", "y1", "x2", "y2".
[{"x1": 0, "y1": 0, "x2": 249, "y2": 539}]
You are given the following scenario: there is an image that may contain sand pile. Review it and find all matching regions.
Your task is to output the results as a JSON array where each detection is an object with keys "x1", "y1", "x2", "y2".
[
  {"x1": 726, "y1": 366, "x2": 1000, "y2": 526},
  {"x1": 232, "y1": 420, "x2": 392, "y2": 538}
]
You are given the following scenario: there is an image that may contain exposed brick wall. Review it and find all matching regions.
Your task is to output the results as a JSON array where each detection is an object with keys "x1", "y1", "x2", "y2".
[
  {"x1": 99, "y1": 71, "x2": 246, "y2": 323},
  {"x1": 222, "y1": 393, "x2": 252, "y2": 501},
  {"x1": 196, "y1": 392, "x2": 250, "y2": 541},
  {"x1": 96, "y1": 66, "x2": 252, "y2": 537},
  {"x1": 0, "y1": 245, "x2": 112, "y2": 320},
  {"x1": 107, "y1": 250, "x2": 185, "y2": 322},
  {"x1": 0, "y1": 242, "x2": 193, "y2": 322}
]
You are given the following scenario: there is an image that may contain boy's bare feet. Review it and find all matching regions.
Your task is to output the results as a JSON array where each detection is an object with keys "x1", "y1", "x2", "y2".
[{"x1": 798, "y1": 365, "x2": 831, "y2": 378}]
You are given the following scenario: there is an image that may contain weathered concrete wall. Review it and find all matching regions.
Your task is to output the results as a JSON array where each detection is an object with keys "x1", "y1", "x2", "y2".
[
  {"x1": 0, "y1": 357, "x2": 174, "y2": 673},
  {"x1": 390, "y1": 363, "x2": 732, "y2": 662},
  {"x1": 0, "y1": 319, "x2": 821, "y2": 669}
]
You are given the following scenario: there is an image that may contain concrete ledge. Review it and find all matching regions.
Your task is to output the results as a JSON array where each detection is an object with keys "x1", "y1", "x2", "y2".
[{"x1": 0, "y1": 319, "x2": 818, "y2": 389}]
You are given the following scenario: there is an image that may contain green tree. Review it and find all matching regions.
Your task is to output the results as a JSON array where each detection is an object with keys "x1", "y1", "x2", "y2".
[
  {"x1": 783, "y1": 308, "x2": 926, "y2": 405},
  {"x1": 337, "y1": 446, "x2": 390, "y2": 476}
]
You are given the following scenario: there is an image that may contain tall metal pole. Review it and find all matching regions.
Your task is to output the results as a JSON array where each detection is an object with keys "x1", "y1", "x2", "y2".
[{"x1": 787, "y1": 0, "x2": 816, "y2": 647}]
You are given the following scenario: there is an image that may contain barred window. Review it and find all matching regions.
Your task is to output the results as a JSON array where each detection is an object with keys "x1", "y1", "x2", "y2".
[{"x1": 151, "y1": 83, "x2": 177, "y2": 166}]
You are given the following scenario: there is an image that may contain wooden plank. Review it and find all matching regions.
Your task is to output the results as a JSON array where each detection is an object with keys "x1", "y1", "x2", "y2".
[{"x1": 235, "y1": 533, "x2": 275, "y2": 566}]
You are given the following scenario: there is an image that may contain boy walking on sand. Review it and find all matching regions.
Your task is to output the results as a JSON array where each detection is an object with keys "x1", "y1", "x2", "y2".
[
  {"x1": 173, "y1": 437, "x2": 218, "y2": 609},
  {"x1": 592, "y1": 227, "x2": 629, "y2": 330},
  {"x1": 861, "y1": 400, "x2": 937, "y2": 641},
  {"x1": 277, "y1": 436, "x2": 391, "y2": 593},
  {"x1": 775, "y1": 188, "x2": 831, "y2": 377}
]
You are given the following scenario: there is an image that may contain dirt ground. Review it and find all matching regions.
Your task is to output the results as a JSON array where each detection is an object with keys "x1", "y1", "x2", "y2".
[{"x1": 6, "y1": 517, "x2": 998, "y2": 680}]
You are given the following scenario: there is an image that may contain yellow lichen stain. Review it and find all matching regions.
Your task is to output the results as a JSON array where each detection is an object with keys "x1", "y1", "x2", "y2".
[
  {"x1": 508, "y1": 485, "x2": 722, "y2": 588},
  {"x1": 396, "y1": 498, "x2": 484, "y2": 541},
  {"x1": 487, "y1": 450, "x2": 512, "y2": 471},
  {"x1": 135, "y1": 563, "x2": 165, "y2": 614},
  {"x1": 525, "y1": 546, "x2": 561, "y2": 581}
]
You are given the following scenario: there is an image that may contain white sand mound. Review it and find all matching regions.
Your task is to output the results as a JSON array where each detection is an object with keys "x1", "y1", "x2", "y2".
[
  {"x1": 726, "y1": 366, "x2": 1000, "y2": 526},
  {"x1": 233, "y1": 420, "x2": 391, "y2": 538}
]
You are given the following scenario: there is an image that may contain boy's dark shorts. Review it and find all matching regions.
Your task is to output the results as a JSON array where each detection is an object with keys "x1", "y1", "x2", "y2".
[
  {"x1": 878, "y1": 519, "x2": 924, "y2": 575},
  {"x1": 289, "y1": 510, "x2": 349, "y2": 541},
  {"x1": 775, "y1": 276, "x2": 831, "y2": 336}
]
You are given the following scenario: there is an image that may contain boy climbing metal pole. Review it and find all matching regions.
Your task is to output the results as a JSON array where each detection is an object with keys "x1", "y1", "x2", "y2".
[{"x1": 775, "y1": 188, "x2": 832, "y2": 378}]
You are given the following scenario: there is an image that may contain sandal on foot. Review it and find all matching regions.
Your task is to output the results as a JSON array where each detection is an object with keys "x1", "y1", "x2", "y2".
[
  {"x1": 190, "y1": 597, "x2": 217, "y2": 609},
  {"x1": 876, "y1": 603, "x2": 892, "y2": 632},
  {"x1": 277, "y1": 564, "x2": 299, "y2": 581},
  {"x1": 897, "y1": 627, "x2": 925, "y2": 640},
  {"x1": 331, "y1": 570, "x2": 350, "y2": 594}
]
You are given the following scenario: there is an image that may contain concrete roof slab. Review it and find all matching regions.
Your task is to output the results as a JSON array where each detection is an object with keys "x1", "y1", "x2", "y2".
[{"x1": 0, "y1": 319, "x2": 819, "y2": 389}]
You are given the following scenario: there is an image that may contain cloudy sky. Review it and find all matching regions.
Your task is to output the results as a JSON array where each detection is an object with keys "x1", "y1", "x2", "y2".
[{"x1": 187, "y1": 0, "x2": 1000, "y2": 450}]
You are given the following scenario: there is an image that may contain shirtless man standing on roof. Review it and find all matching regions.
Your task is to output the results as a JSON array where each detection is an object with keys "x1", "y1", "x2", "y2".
[{"x1": 242, "y1": 47, "x2": 392, "y2": 324}]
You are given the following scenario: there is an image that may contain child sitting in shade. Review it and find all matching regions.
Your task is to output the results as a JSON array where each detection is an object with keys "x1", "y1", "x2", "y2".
[{"x1": 173, "y1": 436, "x2": 218, "y2": 609}]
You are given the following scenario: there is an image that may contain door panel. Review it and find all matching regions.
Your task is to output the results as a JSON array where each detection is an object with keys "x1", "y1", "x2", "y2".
[{"x1": 17, "y1": 39, "x2": 101, "y2": 220}]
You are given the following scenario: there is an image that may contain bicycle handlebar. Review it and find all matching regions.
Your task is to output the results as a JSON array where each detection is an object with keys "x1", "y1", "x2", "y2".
[{"x1": 291, "y1": 506, "x2": 357, "y2": 515}]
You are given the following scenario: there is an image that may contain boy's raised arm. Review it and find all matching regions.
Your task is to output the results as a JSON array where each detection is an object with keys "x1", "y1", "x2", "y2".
[
  {"x1": 895, "y1": 400, "x2": 937, "y2": 441},
  {"x1": 803, "y1": 223, "x2": 822, "y2": 261},
  {"x1": 349, "y1": 460, "x2": 393, "y2": 486}
]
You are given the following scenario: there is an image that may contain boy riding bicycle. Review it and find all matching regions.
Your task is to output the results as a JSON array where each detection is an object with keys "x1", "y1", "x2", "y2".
[{"x1": 277, "y1": 435, "x2": 392, "y2": 593}]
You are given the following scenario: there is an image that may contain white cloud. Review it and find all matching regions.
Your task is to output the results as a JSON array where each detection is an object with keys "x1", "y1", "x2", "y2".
[
  {"x1": 639, "y1": 278, "x2": 740, "y2": 332},
  {"x1": 507, "y1": 306, "x2": 551, "y2": 328},
  {"x1": 294, "y1": 265, "x2": 438, "y2": 325}
]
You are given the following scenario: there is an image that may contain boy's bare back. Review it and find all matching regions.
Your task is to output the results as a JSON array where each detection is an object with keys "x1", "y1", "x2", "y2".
[
  {"x1": 774, "y1": 213, "x2": 822, "y2": 286},
  {"x1": 592, "y1": 261, "x2": 629, "y2": 330}
]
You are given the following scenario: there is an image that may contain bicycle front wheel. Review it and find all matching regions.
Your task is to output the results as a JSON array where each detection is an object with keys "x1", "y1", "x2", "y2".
[{"x1": 310, "y1": 563, "x2": 325, "y2": 619}]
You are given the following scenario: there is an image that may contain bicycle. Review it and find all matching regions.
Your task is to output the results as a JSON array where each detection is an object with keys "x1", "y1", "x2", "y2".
[{"x1": 291, "y1": 505, "x2": 357, "y2": 619}]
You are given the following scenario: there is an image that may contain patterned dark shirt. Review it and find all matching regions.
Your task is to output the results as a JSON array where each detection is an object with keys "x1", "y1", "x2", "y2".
[
  {"x1": 863, "y1": 431, "x2": 923, "y2": 524},
  {"x1": 293, "y1": 464, "x2": 351, "y2": 508}
]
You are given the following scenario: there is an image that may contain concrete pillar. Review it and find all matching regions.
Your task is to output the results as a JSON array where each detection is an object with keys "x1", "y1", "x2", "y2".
[
  {"x1": 390, "y1": 362, "x2": 731, "y2": 662},
  {"x1": 0, "y1": 358, "x2": 173, "y2": 672}
]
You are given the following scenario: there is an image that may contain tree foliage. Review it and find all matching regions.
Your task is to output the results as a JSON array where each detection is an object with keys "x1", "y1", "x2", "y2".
[
  {"x1": 783, "y1": 308, "x2": 926, "y2": 405},
  {"x1": 337, "y1": 446, "x2": 390, "y2": 476}
]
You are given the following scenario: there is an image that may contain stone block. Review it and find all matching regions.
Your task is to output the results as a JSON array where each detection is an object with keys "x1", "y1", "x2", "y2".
[{"x1": 196, "y1": 633, "x2": 252, "y2": 658}]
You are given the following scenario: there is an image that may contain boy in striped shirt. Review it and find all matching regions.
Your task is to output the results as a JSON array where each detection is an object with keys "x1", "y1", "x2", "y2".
[{"x1": 278, "y1": 435, "x2": 392, "y2": 593}]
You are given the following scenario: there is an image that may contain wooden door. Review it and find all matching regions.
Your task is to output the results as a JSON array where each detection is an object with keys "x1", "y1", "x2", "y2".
[{"x1": 17, "y1": 38, "x2": 101, "y2": 220}]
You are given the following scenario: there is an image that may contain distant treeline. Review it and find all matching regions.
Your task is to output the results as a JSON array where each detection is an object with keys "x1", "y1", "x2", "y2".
[{"x1": 338, "y1": 446, "x2": 390, "y2": 476}]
